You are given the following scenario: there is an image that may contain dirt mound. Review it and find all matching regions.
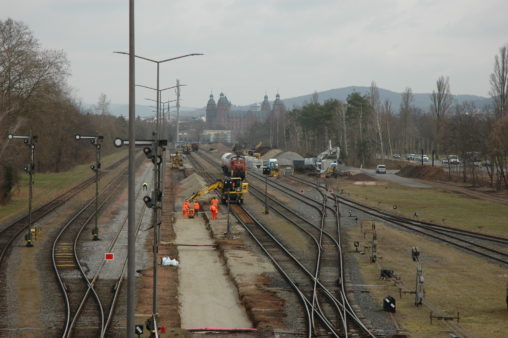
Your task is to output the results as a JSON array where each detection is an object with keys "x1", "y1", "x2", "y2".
[
  {"x1": 261, "y1": 149, "x2": 283, "y2": 160},
  {"x1": 398, "y1": 165, "x2": 448, "y2": 180},
  {"x1": 347, "y1": 173, "x2": 377, "y2": 182},
  {"x1": 256, "y1": 145, "x2": 272, "y2": 155}
]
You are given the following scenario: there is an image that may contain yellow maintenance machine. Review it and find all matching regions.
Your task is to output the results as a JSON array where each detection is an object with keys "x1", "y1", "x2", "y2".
[
  {"x1": 263, "y1": 158, "x2": 280, "y2": 178},
  {"x1": 182, "y1": 144, "x2": 192, "y2": 155},
  {"x1": 187, "y1": 177, "x2": 248, "y2": 204},
  {"x1": 170, "y1": 152, "x2": 184, "y2": 169}
]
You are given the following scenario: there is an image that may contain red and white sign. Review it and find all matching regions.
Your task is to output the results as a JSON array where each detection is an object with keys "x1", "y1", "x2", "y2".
[
  {"x1": 328, "y1": 188, "x2": 333, "y2": 193},
  {"x1": 105, "y1": 253, "x2": 114, "y2": 260},
  {"x1": 299, "y1": 189, "x2": 304, "y2": 194}
]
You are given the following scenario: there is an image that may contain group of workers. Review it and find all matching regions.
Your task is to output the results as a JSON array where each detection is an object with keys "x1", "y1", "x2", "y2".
[
  {"x1": 181, "y1": 197, "x2": 220, "y2": 220},
  {"x1": 182, "y1": 200, "x2": 200, "y2": 217}
]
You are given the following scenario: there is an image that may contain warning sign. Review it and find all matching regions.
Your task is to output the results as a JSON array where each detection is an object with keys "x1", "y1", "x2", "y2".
[{"x1": 105, "y1": 253, "x2": 114, "y2": 260}]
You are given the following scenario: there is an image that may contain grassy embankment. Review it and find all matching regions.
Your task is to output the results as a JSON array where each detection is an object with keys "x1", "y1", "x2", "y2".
[
  {"x1": 330, "y1": 179, "x2": 508, "y2": 337},
  {"x1": 0, "y1": 150, "x2": 127, "y2": 224},
  {"x1": 336, "y1": 179, "x2": 508, "y2": 237}
]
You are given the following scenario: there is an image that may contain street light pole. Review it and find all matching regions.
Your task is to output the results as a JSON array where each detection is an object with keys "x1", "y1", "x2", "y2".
[
  {"x1": 7, "y1": 133, "x2": 37, "y2": 247},
  {"x1": 127, "y1": 1, "x2": 135, "y2": 335},
  {"x1": 176, "y1": 79, "x2": 181, "y2": 144},
  {"x1": 115, "y1": 50, "x2": 203, "y2": 326}
]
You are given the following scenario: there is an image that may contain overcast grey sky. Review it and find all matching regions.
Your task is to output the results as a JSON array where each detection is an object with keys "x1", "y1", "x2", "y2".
[{"x1": 2, "y1": 0, "x2": 507, "y2": 108}]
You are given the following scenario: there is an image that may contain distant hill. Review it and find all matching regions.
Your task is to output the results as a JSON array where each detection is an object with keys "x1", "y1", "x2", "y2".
[
  {"x1": 278, "y1": 86, "x2": 492, "y2": 112},
  {"x1": 99, "y1": 86, "x2": 492, "y2": 118}
]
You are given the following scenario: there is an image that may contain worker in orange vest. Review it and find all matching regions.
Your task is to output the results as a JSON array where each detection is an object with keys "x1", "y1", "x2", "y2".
[
  {"x1": 211, "y1": 197, "x2": 219, "y2": 208},
  {"x1": 182, "y1": 201, "x2": 190, "y2": 217},
  {"x1": 193, "y1": 201, "x2": 200, "y2": 216},
  {"x1": 210, "y1": 204, "x2": 218, "y2": 220}
]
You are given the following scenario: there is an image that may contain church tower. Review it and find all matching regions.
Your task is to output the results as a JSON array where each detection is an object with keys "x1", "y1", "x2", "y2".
[{"x1": 206, "y1": 93, "x2": 217, "y2": 129}]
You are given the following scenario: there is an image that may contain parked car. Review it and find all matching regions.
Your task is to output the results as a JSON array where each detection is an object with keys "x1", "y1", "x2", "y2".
[
  {"x1": 422, "y1": 155, "x2": 429, "y2": 162},
  {"x1": 393, "y1": 154, "x2": 401, "y2": 159},
  {"x1": 442, "y1": 158, "x2": 449, "y2": 165},
  {"x1": 448, "y1": 155, "x2": 460, "y2": 165},
  {"x1": 376, "y1": 164, "x2": 386, "y2": 174},
  {"x1": 407, "y1": 154, "x2": 416, "y2": 161}
]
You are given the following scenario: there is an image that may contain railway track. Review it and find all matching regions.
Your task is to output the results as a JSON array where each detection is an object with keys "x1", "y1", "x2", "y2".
[
  {"x1": 0, "y1": 155, "x2": 128, "y2": 267},
  {"x1": 286, "y1": 174, "x2": 508, "y2": 266},
  {"x1": 52, "y1": 154, "x2": 148, "y2": 337},
  {"x1": 189, "y1": 152, "x2": 376, "y2": 337}
]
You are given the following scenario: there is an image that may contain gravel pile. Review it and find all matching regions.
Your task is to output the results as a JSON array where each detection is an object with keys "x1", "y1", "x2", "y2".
[
  {"x1": 177, "y1": 173, "x2": 208, "y2": 201},
  {"x1": 261, "y1": 149, "x2": 283, "y2": 160},
  {"x1": 276, "y1": 151, "x2": 304, "y2": 166}
]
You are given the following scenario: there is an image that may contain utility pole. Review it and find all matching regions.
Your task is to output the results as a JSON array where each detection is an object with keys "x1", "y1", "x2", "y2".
[
  {"x1": 176, "y1": 79, "x2": 181, "y2": 145},
  {"x1": 7, "y1": 133, "x2": 37, "y2": 247},
  {"x1": 75, "y1": 135, "x2": 103, "y2": 240},
  {"x1": 127, "y1": 1, "x2": 135, "y2": 335}
]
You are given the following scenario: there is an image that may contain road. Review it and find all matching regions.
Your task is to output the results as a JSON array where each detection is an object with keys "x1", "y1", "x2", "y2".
[{"x1": 360, "y1": 168, "x2": 432, "y2": 188}]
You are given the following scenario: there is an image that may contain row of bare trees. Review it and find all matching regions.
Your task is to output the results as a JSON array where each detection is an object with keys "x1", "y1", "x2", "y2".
[
  {"x1": 0, "y1": 18, "x2": 153, "y2": 203},
  {"x1": 241, "y1": 44, "x2": 508, "y2": 190}
]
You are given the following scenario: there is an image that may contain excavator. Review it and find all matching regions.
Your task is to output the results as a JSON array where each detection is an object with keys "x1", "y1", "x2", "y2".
[
  {"x1": 186, "y1": 177, "x2": 249, "y2": 205},
  {"x1": 315, "y1": 140, "x2": 341, "y2": 176}
]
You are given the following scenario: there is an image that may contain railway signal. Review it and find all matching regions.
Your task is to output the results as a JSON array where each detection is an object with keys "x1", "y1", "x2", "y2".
[
  {"x1": 114, "y1": 136, "x2": 167, "y2": 326},
  {"x1": 75, "y1": 134, "x2": 103, "y2": 240},
  {"x1": 7, "y1": 133, "x2": 37, "y2": 247},
  {"x1": 412, "y1": 247, "x2": 424, "y2": 306},
  {"x1": 134, "y1": 324, "x2": 143, "y2": 337}
]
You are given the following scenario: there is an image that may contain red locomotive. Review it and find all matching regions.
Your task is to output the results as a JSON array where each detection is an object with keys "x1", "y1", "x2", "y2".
[{"x1": 221, "y1": 152, "x2": 246, "y2": 179}]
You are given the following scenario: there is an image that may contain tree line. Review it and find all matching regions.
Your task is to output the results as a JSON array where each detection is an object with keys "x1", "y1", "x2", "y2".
[
  {"x1": 0, "y1": 19, "x2": 153, "y2": 203},
  {"x1": 241, "y1": 45, "x2": 508, "y2": 190}
]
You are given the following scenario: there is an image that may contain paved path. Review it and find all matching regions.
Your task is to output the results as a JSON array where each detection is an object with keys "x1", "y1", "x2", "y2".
[
  {"x1": 175, "y1": 215, "x2": 251, "y2": 329},
  {"x1": 359, "y1": 168, "x2": 431, "y2": 188}
]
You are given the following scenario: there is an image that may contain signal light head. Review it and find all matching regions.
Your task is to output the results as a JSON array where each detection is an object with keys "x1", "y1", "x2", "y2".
[{"x1": 143, "y1": 195, "x2": 154, "y2": 208}]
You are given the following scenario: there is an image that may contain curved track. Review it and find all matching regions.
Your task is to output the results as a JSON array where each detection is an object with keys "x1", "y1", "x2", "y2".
[
  {"x1": 51, "y1": 154, "x2": 147, "y2": 337},
  {"x1": 189, "y1": 151, "x2": 376, "y2": 337}
]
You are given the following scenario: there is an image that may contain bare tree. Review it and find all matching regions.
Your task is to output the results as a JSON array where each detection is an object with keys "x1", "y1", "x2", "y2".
[
  {"x1": 95, "y1": 93, "x2": 111, "y2": 115},
  {"x1": 430, "y1": 76, "x2": 453, "y2": 154},
  {"x1": 489, "y1": 45, "x2": 508, "y2": 119},
  {"x1": 400, "y1": 87, "x2": 414, "y2": 153},
  {"x1": 381, "y1": 99, "x2": 394, "y2": 157},
  {"x1": 370, "y1": 82, "x2": 384, "y2": 161}
]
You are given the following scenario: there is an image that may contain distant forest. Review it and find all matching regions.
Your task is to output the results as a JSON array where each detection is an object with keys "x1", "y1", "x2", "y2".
[
  {"x1": 240, "y1": 46, "x2": 508, "y2": 190},
  {"x1": 0, "y1": 19, "x2": 153, "y2": 203}
]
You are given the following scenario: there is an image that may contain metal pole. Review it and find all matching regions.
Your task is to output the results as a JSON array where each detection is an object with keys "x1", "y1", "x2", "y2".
[
  {"x1": 176, "y1": 79, "x2": 180, "y2": 144},
  {"x1": 152, "y1": 63, "x2": 160, "y2": 320},
  {"x1": 127, "y1": 0, "x2": 136, "y2": 335},
  {"x1": 93, "y1": 143, "x2": 100, "y2": 240},
  {"x1": 26, "y1": 140, "x2": 34, "y2": 247},
  {"x1": 226, "y1": 193, "x2": 231, "y2": 235},
  {"x1": 264, "y1": 175, "x2": 269, "y2": 214}
]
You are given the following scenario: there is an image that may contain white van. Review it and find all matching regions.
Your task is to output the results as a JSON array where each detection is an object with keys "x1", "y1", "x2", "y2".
[{"x1": 376, "y1": 164, "x2": 386, "y2": 174}]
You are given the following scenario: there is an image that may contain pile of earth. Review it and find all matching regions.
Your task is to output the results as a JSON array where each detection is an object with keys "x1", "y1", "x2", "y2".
[
  {"x1": 261, "y1": 149, "x2": 283, "y2": 160},
  {"x1": 347, "y1": 173, "x2": 377, "y2": 182},
  {"x1": 176, "y1": 173, "x2": 208, "y2": 201},
  {"x1": 276, "y1": 151, "x2": 304, "y2": 166},
  {"x1": 398, "y1": 165, "x2": 448, "y2": 180}
]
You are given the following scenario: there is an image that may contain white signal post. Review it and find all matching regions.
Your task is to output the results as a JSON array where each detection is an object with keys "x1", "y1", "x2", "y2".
[
  {"x1": 75, "y1": 134, "x2": 103, "y2": 240},
  {"x1": 7, "y1": 133, "x2": 37, "y2": 247}
]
